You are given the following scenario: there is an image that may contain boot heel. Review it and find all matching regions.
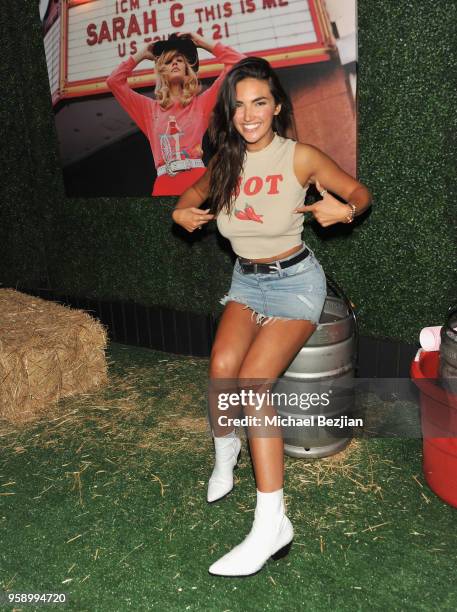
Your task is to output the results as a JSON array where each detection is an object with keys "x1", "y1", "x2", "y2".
[{"x1": 271, "y1": 540, "x2": 292, "y2": 561}]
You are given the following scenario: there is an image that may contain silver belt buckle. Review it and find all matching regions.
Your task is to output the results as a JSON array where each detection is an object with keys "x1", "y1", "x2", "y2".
[
  {"x1": 238, "y1": 258, "x2": 250, "y2": 274},
  {"x1": 165, "y1": 161, "x2": 177, "y2": 176}
]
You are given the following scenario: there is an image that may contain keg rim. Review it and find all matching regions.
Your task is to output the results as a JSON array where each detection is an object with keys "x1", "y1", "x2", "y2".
[{"x1": 444, "y1": 304, "x2": 457, "y2": 337}]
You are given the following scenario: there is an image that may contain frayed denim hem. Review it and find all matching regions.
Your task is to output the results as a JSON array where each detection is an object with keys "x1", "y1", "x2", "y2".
[{"x1": 219, "y1": 296, "x2": 320, "y2": 327}]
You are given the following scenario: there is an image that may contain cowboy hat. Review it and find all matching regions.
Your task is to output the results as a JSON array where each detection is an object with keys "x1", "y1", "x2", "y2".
[{"x1": 152, "y1": 34, "x2": 199, "y2": 72}]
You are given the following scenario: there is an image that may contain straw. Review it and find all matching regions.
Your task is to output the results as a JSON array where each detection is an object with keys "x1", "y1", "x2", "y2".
[{"x1": 0, "y1": 289, "x2": 108, "y2": 423}]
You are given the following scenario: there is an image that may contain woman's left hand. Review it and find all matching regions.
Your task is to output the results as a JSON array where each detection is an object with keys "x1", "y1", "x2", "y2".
[
  {"x1": 293, "y1": 180, "x2": 351, "y2": 227},
  {"x1": 181, "y1": 32, "x2": 215, "y2": 53}
]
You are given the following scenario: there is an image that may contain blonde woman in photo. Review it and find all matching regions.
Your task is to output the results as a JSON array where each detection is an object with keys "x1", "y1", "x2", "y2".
[{"x1": 107, "y1": 33, "x2": 244, "y2": 196}]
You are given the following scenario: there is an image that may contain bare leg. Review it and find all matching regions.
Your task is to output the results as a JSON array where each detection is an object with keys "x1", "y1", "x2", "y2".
[
  {"x1": 208, "y1": 316, "x2": 321, "y2": 575},
  {"x1": 208, "y1": 301, "x2": 260, "y2": 436},
  {"x1": 208, "y1": 317, "x2": 318, "y2": 576},
  {"x1": 238, "y1": 319, "x2": 317, "y2": 492},
  {"x1": 206, "y1": 301, "x2": 261, "y2": 502}
]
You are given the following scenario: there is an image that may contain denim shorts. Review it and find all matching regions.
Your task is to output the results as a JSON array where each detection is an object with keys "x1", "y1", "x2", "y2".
[{"x1": 219, "y1": 244, "x2": 327, "y2": 326}]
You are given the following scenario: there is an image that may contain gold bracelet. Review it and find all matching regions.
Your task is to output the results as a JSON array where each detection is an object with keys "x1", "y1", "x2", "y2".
[{"x1": 344, "y1": 203, "x2": 356, "y2": 224}]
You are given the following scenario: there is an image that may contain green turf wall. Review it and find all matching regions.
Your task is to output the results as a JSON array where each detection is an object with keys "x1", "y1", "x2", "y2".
[{"x1": 0, "y1": 1, "x2": 455, "y2": 343}]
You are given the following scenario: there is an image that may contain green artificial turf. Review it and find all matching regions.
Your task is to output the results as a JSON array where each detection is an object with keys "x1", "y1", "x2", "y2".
[{"x1": 0, "y1": 343, "x2": 456, "y2": 611}]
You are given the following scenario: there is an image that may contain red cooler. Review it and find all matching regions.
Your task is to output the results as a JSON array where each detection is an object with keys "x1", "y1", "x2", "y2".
[{"x1": 411, "y1": 349, "x2": 457, "y2": 508}]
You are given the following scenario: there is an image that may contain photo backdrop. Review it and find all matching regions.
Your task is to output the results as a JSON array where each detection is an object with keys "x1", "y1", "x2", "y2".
[
  {"x1": 40, "y1": 0, "x2": 357, "y2": 196},
  {"x1": 1, "y1": 0, "x2": 454, "y2": 344}
]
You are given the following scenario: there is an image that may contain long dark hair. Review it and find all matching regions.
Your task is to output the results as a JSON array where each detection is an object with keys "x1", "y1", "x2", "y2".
[{"x1": 208, "y1": 57, "x2": 293, "y2": 215}]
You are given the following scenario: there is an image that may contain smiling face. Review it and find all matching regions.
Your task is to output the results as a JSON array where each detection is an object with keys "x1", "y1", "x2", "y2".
[{"x1": 232, "y1": 78, "x2": 282, "y2": 151}]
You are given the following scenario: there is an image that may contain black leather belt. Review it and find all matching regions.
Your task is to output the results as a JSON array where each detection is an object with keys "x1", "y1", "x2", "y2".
[{"x1": 238, "y1": 247, "x2": 310, "y2": 274}]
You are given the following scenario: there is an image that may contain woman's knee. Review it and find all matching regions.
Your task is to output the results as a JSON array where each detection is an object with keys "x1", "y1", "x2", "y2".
[{"x1": 209, "y1": 347, "x2": 242, "y2": 378}]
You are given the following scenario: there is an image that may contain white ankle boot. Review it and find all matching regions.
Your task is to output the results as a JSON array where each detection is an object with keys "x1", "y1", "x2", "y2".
[
  {"x1": 207, "y1": 431, "x2": 242, "y2": 503},
  {"x1": 208, "y1": 488, "x2": 293, "y2": 576}
]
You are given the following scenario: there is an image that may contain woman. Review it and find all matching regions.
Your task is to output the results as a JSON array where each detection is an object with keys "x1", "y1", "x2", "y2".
[
  {"x1": 106, "y1": 33, "x2": 245, "y2": 195},
  {"x1": 172, "y1": 57, "x2": 372, "y2": 577}
]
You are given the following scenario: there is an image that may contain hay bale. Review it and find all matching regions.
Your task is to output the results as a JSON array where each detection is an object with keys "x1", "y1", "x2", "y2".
[{"x1": 0, "y1": 289, "x2": 108, "y2": 423}]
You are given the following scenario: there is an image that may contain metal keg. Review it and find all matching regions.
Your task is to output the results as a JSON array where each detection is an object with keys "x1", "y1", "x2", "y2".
[
  {"x1": 440, "y1": 305, "x2": 457, "y2": 394},
  {"x1": 274, "y1": 276, "x2": 356, "y2": 459}
]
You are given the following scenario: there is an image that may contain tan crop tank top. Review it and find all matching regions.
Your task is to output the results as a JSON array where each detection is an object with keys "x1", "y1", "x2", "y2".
[{"x1": 216, "y1": 134, "x2": 309, "y2": 259}]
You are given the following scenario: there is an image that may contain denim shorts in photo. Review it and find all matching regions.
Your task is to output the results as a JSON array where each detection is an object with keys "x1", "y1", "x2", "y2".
[{"x1": 219, "y1": 244, "x2": 327, "y2": 326}]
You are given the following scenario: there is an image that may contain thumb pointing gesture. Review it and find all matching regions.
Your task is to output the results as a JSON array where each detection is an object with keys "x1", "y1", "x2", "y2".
[
  {"x1": 294, "y1": 180, "x2": 329, "y2": 214},
  {"x1": 315, "y1": 180, "x2": 328, "y2": 197}
]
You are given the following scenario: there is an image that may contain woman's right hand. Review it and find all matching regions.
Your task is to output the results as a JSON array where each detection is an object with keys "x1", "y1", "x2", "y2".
[{"x1": 172, "y1": 207, "x2": 214, "y2": 232}]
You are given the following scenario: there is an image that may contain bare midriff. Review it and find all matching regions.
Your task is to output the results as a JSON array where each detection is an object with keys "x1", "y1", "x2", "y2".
[{"x1": 241, "y1": 244, "x2": 303, "y2": 264}]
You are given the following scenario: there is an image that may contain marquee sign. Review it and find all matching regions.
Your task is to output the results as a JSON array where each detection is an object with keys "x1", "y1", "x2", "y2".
[{"x1": 43, "y1": 0, "x2": 334, "y2": 105}]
